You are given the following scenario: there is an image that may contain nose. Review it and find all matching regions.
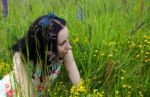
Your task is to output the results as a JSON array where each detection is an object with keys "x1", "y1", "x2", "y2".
[{"x1": 66, "y1": 41, "x2": 72, "y2": 50}]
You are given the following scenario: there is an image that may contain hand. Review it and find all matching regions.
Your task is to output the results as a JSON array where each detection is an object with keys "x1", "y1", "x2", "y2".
[{"x1": 70, "y1": 79, "x2": 87, "y2": 96}]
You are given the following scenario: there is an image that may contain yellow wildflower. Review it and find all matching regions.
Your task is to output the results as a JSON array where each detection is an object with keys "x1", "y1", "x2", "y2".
[
  {"x1": 122, "y1": 84, "x2": 132, "y2": 89},
  {"x1": 70, "y1": 79, "x2": 87, "y2": 96},
  {"x1": 121, "y1": 69, "x2": 126, "y2": 73},
  {"x1": 108, "y1": 41, "x2": 116, "y2": 46},
  {"x1": 93, "y1": 54, "x2": 96, "y2": 57},
  {"x1": 138, "y1": 45, "x2": 142, "y2": 48},
  {"x1": 144, "y1": 39, "x2": 148, "y2": 43},
  {"x1": 93, "y1": 89, "x2": 98, "y2": 93},
  {"x1": 108, "y1": 54, "x2": 113, "y2": 58},
  {"x1": 95, "y1": 50, "x2": 98, "y2": 53},
  {"x1": 92, "y1": 89, "x2": 104, "y2": 97},
  {"x1": 122, "y1": 84, "x2": 127, "y2": 88},
  {"x1": 121, "y1": 76, "x2": 124, "y2": 80},
  {"x1": 115, "y1": 90, "x2": 119, "y2": 95},
  {"x1": 100, "y1": 53, "x2": 104, "y2": 56},
  {"x1": 144, "y1": 35, "x2": 150, "y2": 39},
  {"x1": 59, "y1": 81, "x2": 63, "y2": 84},
  {"x1": 75, "y1": 37, "x2": 79, "y2": 42},
  {"x1": 144, "y1": 59, "x2": 150, "y2": 63},
  {"x1": 98, "y1": 81, "x2": 101, "y2": 84},
  {"x1": 136, "y1": 55, "x2": 140, "y2": 58},
  {"x1": 145, "y1": 52, "x2": 150, "y2": 55},
  {"x1": 131, "y1": 43, "x2": 135, "y2": 46}
]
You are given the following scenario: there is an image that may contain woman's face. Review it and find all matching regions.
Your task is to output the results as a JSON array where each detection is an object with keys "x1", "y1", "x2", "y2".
[{"x1": 57, "y1": 26, "x2": 72, "y2": 58}]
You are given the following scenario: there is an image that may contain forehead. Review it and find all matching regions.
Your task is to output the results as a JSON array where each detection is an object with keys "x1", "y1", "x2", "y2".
[{"x1": 57, "y1": 26, "x2": 68, "y2": 43}]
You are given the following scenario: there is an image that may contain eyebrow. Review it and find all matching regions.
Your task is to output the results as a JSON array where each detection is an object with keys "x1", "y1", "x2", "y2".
[
  {"x1": 60, "y1": 40, "x2": 67, "y2": 45},
  {"x1": 59, "y1": 35, "x2": 69, "y2": 45}
]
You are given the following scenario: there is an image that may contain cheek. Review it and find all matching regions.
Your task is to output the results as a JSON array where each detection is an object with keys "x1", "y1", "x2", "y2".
[{"x1": 57, "y1": 46, "x2": 65, "y2": 53}]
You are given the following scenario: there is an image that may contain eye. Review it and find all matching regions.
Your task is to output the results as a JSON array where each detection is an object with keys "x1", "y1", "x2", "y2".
[{"x1": 59, "y1": 40, "x2": 67, "y2": 46}]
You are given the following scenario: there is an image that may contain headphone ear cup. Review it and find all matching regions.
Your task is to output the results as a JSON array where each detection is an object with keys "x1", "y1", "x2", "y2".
[{"x1": 39, "y1": 17, "x2": 50, "y2": 27}]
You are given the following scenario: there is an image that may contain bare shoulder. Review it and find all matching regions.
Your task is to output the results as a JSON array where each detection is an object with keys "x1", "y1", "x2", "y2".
[
  {"x1": 13, "y1": 52, "x2": 21, "y2": 57},
  {"x1": 13, "y1": 52, "x2": 22, "y2": 66}
]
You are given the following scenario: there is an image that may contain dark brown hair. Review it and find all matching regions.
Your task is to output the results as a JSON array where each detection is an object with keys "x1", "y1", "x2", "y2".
[{"x1": 12, "y1": 13, "x2": 66, "y2": 67}]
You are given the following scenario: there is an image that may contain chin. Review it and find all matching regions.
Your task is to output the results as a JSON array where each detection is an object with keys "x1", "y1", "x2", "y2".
[
  {"x1": 58, "y1": 55, "x2": 64, "y2": 59},
  {"x1": 59, "y1": 53, "x2": 67, "y2": 59}
]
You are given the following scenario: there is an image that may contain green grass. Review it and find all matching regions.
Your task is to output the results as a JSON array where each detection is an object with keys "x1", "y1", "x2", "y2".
[{"x1": 0, "y1": 0, "x2": 150, "y2": 97}]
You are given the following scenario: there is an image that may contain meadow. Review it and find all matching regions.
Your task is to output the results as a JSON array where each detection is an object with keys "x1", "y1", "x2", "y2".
[{"x1": 0, "y1": 0, "x2": 150, "y2": 97}]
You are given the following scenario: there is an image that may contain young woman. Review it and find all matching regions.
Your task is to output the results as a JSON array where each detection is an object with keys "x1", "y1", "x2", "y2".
[{"x1": 0, "y1": 13, "x2": 81, "y2": 97}]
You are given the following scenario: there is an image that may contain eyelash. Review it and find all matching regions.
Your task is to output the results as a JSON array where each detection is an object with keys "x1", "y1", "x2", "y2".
[{"x1": 60, "y1": 40, "x2": 67, "y2": 46}]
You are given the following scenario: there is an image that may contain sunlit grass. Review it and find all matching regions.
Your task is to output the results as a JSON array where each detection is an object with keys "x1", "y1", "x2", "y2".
[{"x1": 0, "y1": 0, "x2": 150, "y2": 96}]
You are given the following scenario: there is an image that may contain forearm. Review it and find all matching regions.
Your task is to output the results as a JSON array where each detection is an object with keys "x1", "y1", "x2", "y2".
[
  {"x1": 68, "y1": 62, "x2": 80, "y2": 86},
  {"x1": 64, "y1": 50, "x2": 81, "y2": 86},
  {"x1": 13, "y1": 52, "x2": 34, "y2": 97}
]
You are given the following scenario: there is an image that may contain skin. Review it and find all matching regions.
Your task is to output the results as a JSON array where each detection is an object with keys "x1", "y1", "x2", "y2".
[
  {"x1": 57, "y1": 26, "x2": 80, "y2": 85},
  {"x1": 57, "y1": 26, "x2": 72, "y2": 58},
  {"x1": 13, "y1": 26, "x2": 80, "y2": 97}
]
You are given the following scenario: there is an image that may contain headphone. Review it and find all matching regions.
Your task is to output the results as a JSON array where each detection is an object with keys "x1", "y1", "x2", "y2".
[{"x1": 39, "y1": 13, "x2": 58, "y2": 27}]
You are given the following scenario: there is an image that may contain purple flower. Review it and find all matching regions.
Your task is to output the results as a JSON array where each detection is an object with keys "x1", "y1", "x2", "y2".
[
  {"x1": 2, "y1": 0, "x2": 8, "y2": 17},
  {"x1": 77, "y1": 5, "x2": 83, "y2": 21}
]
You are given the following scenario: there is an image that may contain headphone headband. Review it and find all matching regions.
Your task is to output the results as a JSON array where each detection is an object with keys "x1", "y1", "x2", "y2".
[{"x1": 39, "y1": 13, "x2": 57, "y2": 27}]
